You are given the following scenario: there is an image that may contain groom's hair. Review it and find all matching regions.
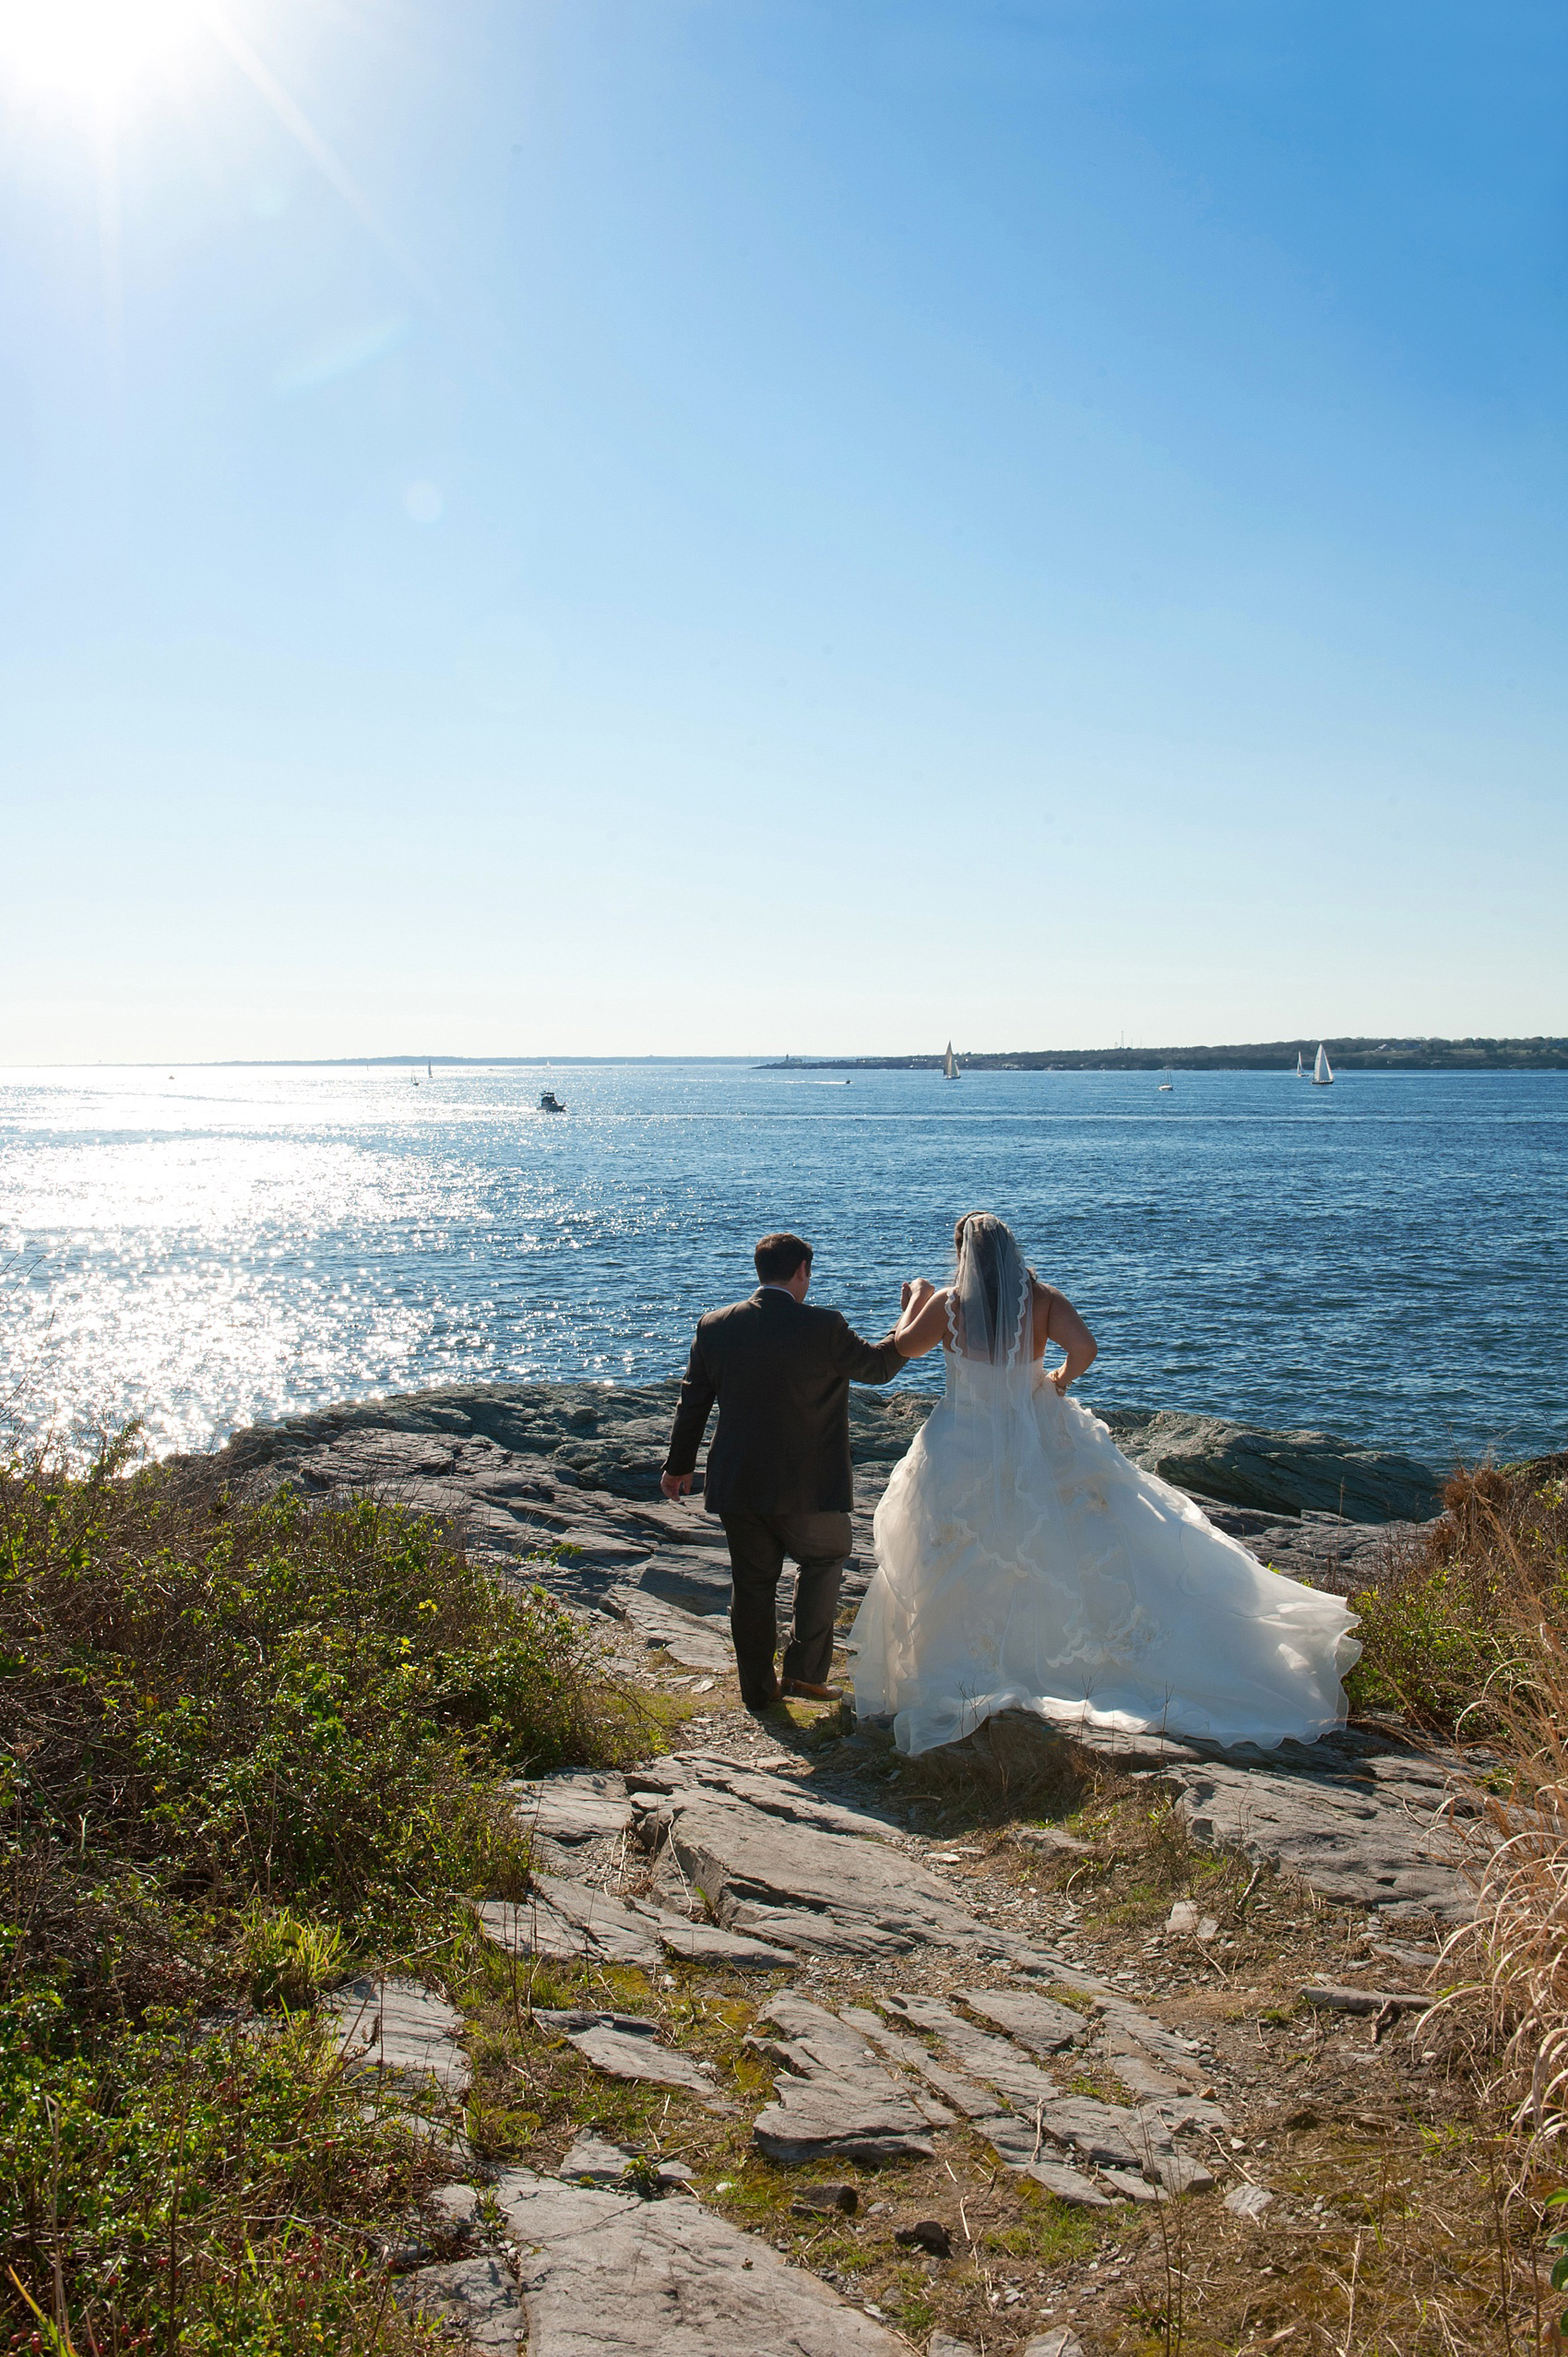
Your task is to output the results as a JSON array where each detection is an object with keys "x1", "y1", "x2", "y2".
[{"x1": 754, "y1": 1232, "x2": 813, "y2": 1281}]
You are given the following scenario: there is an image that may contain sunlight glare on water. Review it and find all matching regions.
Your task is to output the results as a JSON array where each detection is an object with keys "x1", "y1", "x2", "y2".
[{"x1": 1, "y1": 1061, "x2": 1562, "y2": 1469}]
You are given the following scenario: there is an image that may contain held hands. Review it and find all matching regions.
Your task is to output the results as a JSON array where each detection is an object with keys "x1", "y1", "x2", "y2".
[{"x1": 900, "y1": 1276, "x2": 936, "y2": 1313}]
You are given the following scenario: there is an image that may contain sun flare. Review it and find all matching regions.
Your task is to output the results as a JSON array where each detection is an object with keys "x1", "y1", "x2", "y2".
[{"x1": 0, "y1": 0, "x2": 202, "y2": 113}]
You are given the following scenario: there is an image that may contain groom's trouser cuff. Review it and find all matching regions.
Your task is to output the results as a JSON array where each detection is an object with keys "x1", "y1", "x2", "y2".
[{"x1": 719, "y1": 1510, "x2": 851, "y2": 1702}]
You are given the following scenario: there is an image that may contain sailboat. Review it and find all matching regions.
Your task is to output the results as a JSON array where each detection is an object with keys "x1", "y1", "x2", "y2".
[
  {"x1": 1157, "y1": 1067, "x2": 1174, "y2": 1091},
  {"x1": 1312, "y1": 1044, "x2": 1334, "y2": 1087},
  {"x1": 1295, "y1": 1051, "x2": 1306, "y2": 1078},
  {"x1": 943, "y1": 1042, "x2": 960, "y2": 1081},
  {"x1": 427, "y1": 1063, "x2": 433, "y2": 1079}
]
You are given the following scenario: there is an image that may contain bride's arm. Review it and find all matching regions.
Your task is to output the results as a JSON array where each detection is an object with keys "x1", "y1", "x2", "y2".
[
  {"x1": 892, "y1": 1280, "x2": 948, "y2": 1358},
  {"x1": 1037, "y1": 1283, "x2": 1098, "y2": 1394}
]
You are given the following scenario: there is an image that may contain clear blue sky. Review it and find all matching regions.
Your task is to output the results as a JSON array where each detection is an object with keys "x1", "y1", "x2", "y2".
[{"x1": 2, "y1": 0, "x2": 1563, "y2": 1060}]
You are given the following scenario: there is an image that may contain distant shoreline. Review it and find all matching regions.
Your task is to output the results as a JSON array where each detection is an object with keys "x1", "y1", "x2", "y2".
[
  {"x1": 10, "y1": 1039, "x2": 1567, "y2": 1073},
  {"x1": 762, "y1": 1036, "x2": 1568, "y2": 1075}
]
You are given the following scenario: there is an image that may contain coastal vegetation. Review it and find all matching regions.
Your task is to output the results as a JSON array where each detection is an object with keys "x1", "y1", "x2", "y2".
[
  {"x1": 0, "y1": 1437, "x2": 642, "y2": 2352},
  {"x1": 3, "y1": 1423, "x2": 1565, "y2": 2353},
  {"x1": 766, "y1": 1035, "x2": 1568, "y2": 1073}
]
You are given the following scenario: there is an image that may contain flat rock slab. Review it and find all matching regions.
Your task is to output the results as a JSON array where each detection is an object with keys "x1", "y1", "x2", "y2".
[
  {"x1": 559, "y1": 2133, "x2": 639, "y2": 2185},
  {"x1": 651, "y1": 1776, "x2": 1012, "y2": 1959},
  {"x1": 495, "y1": 2167, "x2": 908, "y2": 2356},
  {"x1": 1091, "y1": 1997, "x2": 1204, "y2": 2078},
  {"x1": 1169, "y1": 1740, "x2": 1480, "y2": 1918},
  {"x1": 557, "y1": 2135, "x2": 694, "y2": 2193},
  {"x1": 973, "y1": 2112, "x2": 1112, "y2": 2207},
  {"x1": 475, "y1": 1881, "x2": 662, "y2": 1970},
  {"x1": 630, "y1": 1754, "x2": 900, "y2": 1842},
  {"x1": 884, "y1": 1994, "x2": 1062, "y2": 2113},
  {"x1": 424, "y1": 2181, "x2": 483, "y2": 2240},
  {"x1": 554, "y1": 2017, "x2": 724, "y2": 2103},
  {"x1": 751, "y1": 1994, "x2": 935, "y2": 2161},
  {"x1": 651, "y1": 1915, "x2": 792, "y2": 1969},
  {"x1": 474, "y1": 1883, "x2": 790, "y2": 1972},
  {"x1": 611, "y1": 1587, "x2": 733, "y2": 1672},
  {"x1": 510, "y1": 1772, "x2": 636, "y2": 1844},
  {"x1": 841, "y1": 2007, "x2": 998, "y2": 2118},
  {"x1": 325, "y1": 1976, "x2": 469, "y2": 2100},
  {"x1": 397, "y1": 2253, "x2": 521, "y2": 2352},
  {"x1": 960, "y1": 1987, "x2": 1087, "y2": 2055}
]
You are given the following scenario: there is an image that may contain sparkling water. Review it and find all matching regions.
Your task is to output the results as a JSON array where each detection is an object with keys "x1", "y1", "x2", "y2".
[{"x1": 2, "y1": 1061, "x2": 1562, "y2": 1469}]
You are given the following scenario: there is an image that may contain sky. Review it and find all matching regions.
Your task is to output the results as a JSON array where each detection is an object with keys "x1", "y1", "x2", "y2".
[{"x1": 0, "y1": 0, "x2": 1564, "y2": 1062}]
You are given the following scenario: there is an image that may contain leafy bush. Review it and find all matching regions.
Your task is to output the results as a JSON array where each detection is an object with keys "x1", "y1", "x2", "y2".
[
  {"x1": 0, "y1": 1438, "x2": 641, "y2": 2348},
  {"x1": 1, "y1": 1448, "x2": 636, "y2": 1996},
  {"x1": 0, "y1": 2006, "x2": 436, "y2": 2356}
]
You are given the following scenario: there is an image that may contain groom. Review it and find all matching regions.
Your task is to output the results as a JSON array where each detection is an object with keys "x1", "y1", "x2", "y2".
[{"x1": 660, "y1": 1232, "x2": 909, "y2": 1713}]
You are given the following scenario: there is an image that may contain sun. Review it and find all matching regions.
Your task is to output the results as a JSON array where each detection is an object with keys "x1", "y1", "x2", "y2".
[{"x1": 0, "y1": 0, "x2": 203, "y2": 115}]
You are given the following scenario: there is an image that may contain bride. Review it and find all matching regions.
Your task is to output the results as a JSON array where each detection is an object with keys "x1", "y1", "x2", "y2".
[{"x1": 850, "y1": 1212, "x2": 1361, "y2": 1756}]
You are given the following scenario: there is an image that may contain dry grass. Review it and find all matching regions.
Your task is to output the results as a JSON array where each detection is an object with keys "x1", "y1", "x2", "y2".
[
  {"x1": 1400, "y1": 1461, "x2": 1568, "y2": 2161},
  {"x1": 1348, "y1": 1457, "x2": 1568, "y2": 1736}
]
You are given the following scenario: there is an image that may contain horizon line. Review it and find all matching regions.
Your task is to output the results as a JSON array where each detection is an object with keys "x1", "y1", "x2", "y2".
[{"x1": 5, "y1": 1030, "x2": 1566, "y2": 1072}]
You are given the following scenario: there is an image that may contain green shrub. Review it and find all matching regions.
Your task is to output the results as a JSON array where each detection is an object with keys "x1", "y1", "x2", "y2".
[
  {"x1": 1346, "y1": 1556, "x2": 1515, "y2": 1729},
  {"x1": 1, "y1": 1458, "x2": 638, "y2": 1994},
  {"x1": 0, "y1": 1441, "x2": 642, "y2": 2346},
  {"x1": 0, "y1": 2001, "x2": 436, "y2": 2355}
]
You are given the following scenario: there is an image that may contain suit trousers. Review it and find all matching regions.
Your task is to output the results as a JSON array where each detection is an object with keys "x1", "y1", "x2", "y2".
[{"x1": 718, "y1": 1508, "x2": 852, "y2": 1708}]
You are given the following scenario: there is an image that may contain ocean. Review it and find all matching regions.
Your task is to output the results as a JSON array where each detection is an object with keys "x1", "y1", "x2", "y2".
[{"x1": 1, "y1": 1061, "x2": 1562, "y2": 1470}]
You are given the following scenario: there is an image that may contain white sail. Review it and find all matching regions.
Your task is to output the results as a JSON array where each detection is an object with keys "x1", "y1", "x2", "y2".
[
  {"x1": 1313, "y1": 1044, "x2": 1334, "y2": 1085},
  {"x1": 1295, "y1": 1052, "x2": 1305, "y2": 1077},
  {"x1": 943, "y1": 1041, "x2": 959, "y2": 1080}
]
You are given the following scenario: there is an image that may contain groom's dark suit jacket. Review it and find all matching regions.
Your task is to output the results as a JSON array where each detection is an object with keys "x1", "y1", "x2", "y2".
[{"x1": 664, "y1": 1288, "x2": 907, "y2": 1516}]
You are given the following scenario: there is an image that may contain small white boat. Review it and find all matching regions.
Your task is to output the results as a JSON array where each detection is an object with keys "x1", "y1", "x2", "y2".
[
  {"x1": 1312, "y1": 1044, "x2": 1334, "y2": 1087},
  {"x1": 1157, "y1": 1066, "x2": 1174, "y2": 1091},
  {"x1": 943, "y1": 1041, "x2": 960, "y2": 1080},
  {"x1": 1295, "y1": 1051, "x2": 1306, "y2": 1078}
]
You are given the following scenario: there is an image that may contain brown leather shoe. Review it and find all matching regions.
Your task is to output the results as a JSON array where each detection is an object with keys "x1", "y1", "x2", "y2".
[{"x1": 780, "y1": 1677, "x2": 841, "y2": 1702}]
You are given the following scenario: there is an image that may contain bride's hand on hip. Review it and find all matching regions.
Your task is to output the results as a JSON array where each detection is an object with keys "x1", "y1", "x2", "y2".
[{"x1": 1046, "y1": 1363, "x2": 1072, "y2": 1395}]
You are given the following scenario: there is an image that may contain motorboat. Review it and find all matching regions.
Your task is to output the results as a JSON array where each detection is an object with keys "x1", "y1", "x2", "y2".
[{"x1": 539, "y1": 1089, "x2": 566, "y2": 1113}]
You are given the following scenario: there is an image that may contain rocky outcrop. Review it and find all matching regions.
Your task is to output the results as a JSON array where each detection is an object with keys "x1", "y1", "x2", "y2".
[
  {"x1": 197, "y1": 1375, "x2": 1441, "y2": 1523},
  {"x1": 1102, "y1": 1409, "x2": 1443, "y2": 1523},
  {"x1": 185, "y1": 1380, "x2": 1443, "y2": 1625}
]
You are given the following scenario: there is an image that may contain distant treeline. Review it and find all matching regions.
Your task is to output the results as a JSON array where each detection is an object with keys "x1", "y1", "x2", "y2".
[{"x1": 765, "y1": 1037, "x2": 1568, "y2": 1074}]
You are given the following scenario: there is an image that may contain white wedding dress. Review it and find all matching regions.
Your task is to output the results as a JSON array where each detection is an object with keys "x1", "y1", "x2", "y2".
[{"x1": 850, "y1": 1229, "x2": 1361, "y2": 1758}]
